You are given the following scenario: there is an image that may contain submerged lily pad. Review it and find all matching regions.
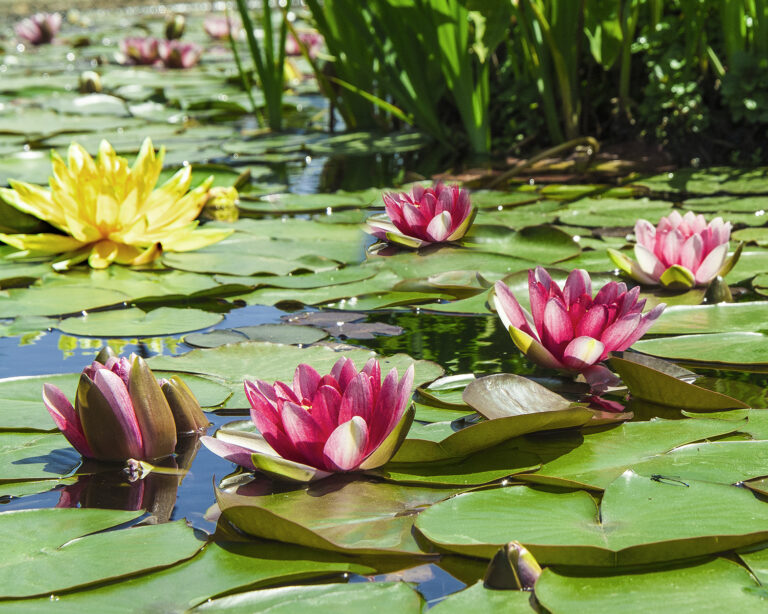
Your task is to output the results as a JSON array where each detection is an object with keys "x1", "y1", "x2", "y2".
[{"x1": 416, "y1": 470, "x2": 768, "y2": 564}]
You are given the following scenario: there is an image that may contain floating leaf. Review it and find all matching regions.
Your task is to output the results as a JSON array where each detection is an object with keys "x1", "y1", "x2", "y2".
[
  {"x1": 192, "y1": 581, "x2": 423, "y2": 614},
  {"x1": 0, "y1": 432, "x2": 81, "y2": 481},
  {"x1": 650, "y1": 302, "x2": 768, "y2": 335},
  {"x1": 0, "y1": 509, "x2": 203, "y2": 597},
  {"x1": 57, "y1": 307, "x2": 224, "y2": 337},
  {"x1": 430, "y1": 581, "x2": 536, "y2": 613},
  {"x1": 633, "y1": 333, "x2": 768, "y2": 368},
  {"x1": 217, "y1": 476, "x2": 461, "y2": 555},
  {"x1": 416, "y1": 471, "x2": 768, "y2": 564},
  {"x1": 185, "y1": 325, "x2": 327, "y2": 348},
  {"x1": 536, "y1": 558, "x2": 766, "y2": 613}
]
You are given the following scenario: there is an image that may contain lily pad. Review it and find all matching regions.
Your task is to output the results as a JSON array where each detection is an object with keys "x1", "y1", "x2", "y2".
[
  {"x1": 430, "y1": 581, "x2": 535, "y2": 613},
  {"x1": 557, "y1": 198, "x2": 674, "y2": 228},
  {"x1": 57, "y1": 307, "x2": 224, "y2": 337},
  {"x1": 192, "y1": 582, "x2": 423, "y2": 614},
  {"x1": 0, "y1": 540, "x2": 372, "y2": 613},
  {"x1": 0, "y1": 285, "x2": 129, "y2": 318},
  {"x1": 185, "y1": 325, "x2": 327, "y2": 348},
  {"x1": 516, "y1": 417, "x2": 741, "y2": 490},
  {"x1": 0, "y1": 432, "x2": 81, "y2": 481},
  {"x1": 217, "y1": 476, "x2": 461, "y2": 555},
  {"x1": 633, "y1": 333, "x2": 768, "y2": 369},
  {"x1": 0, "y1": 509, "x2": 203, "y2": 598},
  {"x1": 649, "y1": 302, "x2": 768, "y2": 335},
  {"x1": 536, "y1": 558, "x2": 767, "y2": 613},
  {"x1": 416, "y1": 470, "x2": 768, "y2": 564}
]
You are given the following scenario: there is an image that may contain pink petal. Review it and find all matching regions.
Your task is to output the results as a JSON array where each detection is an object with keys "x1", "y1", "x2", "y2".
[
  {"x1": 331, "y1": 357, "x2": 358, "y2": 390},
  {"x1": 323, "y1": 416, "x2": 369, "y2": 471},
  {"x1": 680, "y1": 234, "x2": 703, "y2": 272},
  {"x1": 92, "y1": 369, "x2": 143, "y2": 458},
  {"x1": 600, "y1": 313, "x2": 642, "y2": 353},
  {"x1": 563, "y1": 269, "x2": 591, "y2": 306},
  {"x1": 293, "y1": 363, "x2": 321, "y2": 402},
  {"x1": 528, "y1": 270, "x2": 550, "y2": 335},
  {"x1": 338, "y1": 373, "x2": 373, "y2": 424},
  {"x1": 621, "y1": 303, "x2": 666, "y2": 348},
  {"x1": 201, "y1": 435, "x2": 257, "y2": 471},
  {"x1": 280, "y1": 402, "x2": 326, "y2": 467},
  {"x1": 541, "y1": 297, "x2": 574, "y2": 357},
  {"x1": 634, "y1": 244, "x2": 665, "y2": 280},
  {"x1": 562, "y1": 336, "x2": 605, "y2": 370},
  {"x1": 426, "y1": 211, "x2": 452, "y2": 242},
  {"x1": 42, "y1": 384, "x2": 93, "y2": 458},
  {"x1": 310, "y1": 385, "x2": 342, "y2": 436},
  {"x1": 694, "y1": 243, "x2": 729, "y2": 285},
  {"x1": 661, "y1": 228, "x2": 684, "y2": 266},
  {"x1": 369, "y1": 367, "x2": 401, "y2": 449},
  {"x1": 634, "y1": 219, "x2": 656, "y2": 249},
  {"x1": 493, "y1": 281, "x2": 537, "y2": 338},
  {"x1": 575, "y1": 304, "x2": 608, "y2": 338}
]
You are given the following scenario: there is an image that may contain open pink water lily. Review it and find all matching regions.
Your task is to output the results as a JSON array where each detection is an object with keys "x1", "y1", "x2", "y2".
[
  {"x1": 202, "y1": 358, "x2": 415, "y2": 482},
  {"x1": 608, "y1": 211, "x2": 738, "y2": 289},
  {"x1": 285, "y1": 30, "x2": 324, "y2": 58},
  {"x1": 43, "y1": 352, "x2": 208, "y2": 462},
  {"x1": 15, "y1": 12, "x2": 62, "y2": 45},
  {"x1": 366, "y1": 183, "x2": 476, "y2": 248},
  {"x1": 493, "y1": 267, "x2": 665, "y2": 390}
]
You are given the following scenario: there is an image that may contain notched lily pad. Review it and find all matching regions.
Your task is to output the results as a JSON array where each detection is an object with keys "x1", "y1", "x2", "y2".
[{"x1": 185, "y1": 324, "x2": 327, "y2": 348}]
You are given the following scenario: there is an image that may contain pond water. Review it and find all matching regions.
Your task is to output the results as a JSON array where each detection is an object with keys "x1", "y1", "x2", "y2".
[{"x1": 3, "y1": 4, "x2": 768, "y2": 613}]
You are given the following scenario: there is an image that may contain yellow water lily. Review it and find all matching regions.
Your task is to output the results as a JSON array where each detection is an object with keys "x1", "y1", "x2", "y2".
[{"x1": 0, "y1": 138, "x2": 233, "y2": 269}]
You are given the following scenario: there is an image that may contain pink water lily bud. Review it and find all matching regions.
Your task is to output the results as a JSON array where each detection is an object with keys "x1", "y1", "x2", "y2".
[
  {"x1": 15, "y1": 12, "x2": 62, "y2": 45},
  {"x1": 202, "y1": 358, "x2": 415, "y2": 482},
  {"x1": 120, "y1": 37, "x2": 160, "y2": 65},
  {"x1": 42, "y1": 353, "x2": 205, "y2": 462},
  {"x1": 608, "y1": 211, "x2": 735, "y2": 289},
  {"x1": 158, "y1": 40, "x2": 202, "y2": 69},
  {"x1": 366, "y1": 183, "x2": 476, "y2": 248},
  {"x1": 493, "y1": 267, "x2": 665, "y2": 390}
]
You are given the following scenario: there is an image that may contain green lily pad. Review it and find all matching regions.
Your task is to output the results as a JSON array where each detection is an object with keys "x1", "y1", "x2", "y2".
[
  {"x1": 649, "y1": 302, "x2": 768, "y2": 335},
  {"x1": 536, "y1": 558, "x2": 767, "y2": 613},
  {"x1": 430, "y1": 581, "x2": 535, "y2": 613},
  {"x1": 633, "y1": 333, "x2": 768, "y2": 369},
  {"x1": 683, "y1": 195, "x2": 768, "y2": 212},
  {"x1": 0, "y1": 432, "x2": 81, "y2": 481},
  {"x1": 0, "y1": 510, "x2": 203, "y2": 598},
  {"x1": 557, "y1": 198, "x2": 674, "y2": 228},
  {"x1": 57, "y1": 307, "x2": 224, "y2": 337},
  {"x1": 0, "y1": 285, "x2": 129, "y2": 318},
  {"x1": 516, "y1": 417, "x2": 740, "y2": 490},
  {"x1": 0, "y1": 478, "x2": 76, "y2": 500},
  {"x1": 463, "y1": 225, "x2": 580, "y2": 264},
  {"x1": 217, "y1": 477, "x2": 461, "y2": 555},
  {"x1": 636, "y1": 167, "x2": 768, "y2": 196},
  {"x1": 416, "y1": 471, "x2": 768, "y2": 564},
  {"x1": 192, "y1": 582, "x2": 423, "y2": 614},
  {"x1": 185, "y1": 324, "x2": 327, "y2": 348},
  {"x1": 0, "y1": 540, "x2": 372, "y2": 613}
]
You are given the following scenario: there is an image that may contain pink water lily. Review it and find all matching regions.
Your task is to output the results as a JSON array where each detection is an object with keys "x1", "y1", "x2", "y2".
[
  {"x1": 202, "y1": 358, "x2": 415, "y2": 482},
  {"x1": 493, "y1": 267, "x2": 665, "y2": 390},
  {"x1": 608, "y1": 211, "x2": 735, "y2": 288},
  {"x1": 15, "y1": 12, "x2": 61, "y2": 45},
  {"x1": 285, "y1": 30, "x2": 324, "y2": 58},
  {"x1": 203, "y1": 15, "x2": 241, "y2": 40},
  {"x1": 158, "y1": 40, "x2": 202, "y2": 69},
  {"x1": 43, "y1": 352, "x2": 207, "y2": 462},
  {"x1": 120, "y1": 37, "x2": 160, "y2": 66},
  {"x1": 367, "y1": 183, "x2": 476, "y2": 248}
]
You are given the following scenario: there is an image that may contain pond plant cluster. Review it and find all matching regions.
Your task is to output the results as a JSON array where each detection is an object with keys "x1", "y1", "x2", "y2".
[{"x1": 2, "y1": 3, "x2": 768, "y2": 614}]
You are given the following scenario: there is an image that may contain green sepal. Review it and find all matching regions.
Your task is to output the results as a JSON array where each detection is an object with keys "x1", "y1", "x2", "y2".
[
  {"x1": 359, "y1": 405, "x2": 415, "y2": 470},
  {"x1": 659, "y1": 265, "x2": 696, "y2": 289}
]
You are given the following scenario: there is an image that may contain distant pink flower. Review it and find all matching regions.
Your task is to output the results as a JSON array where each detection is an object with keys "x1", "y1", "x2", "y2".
[
  {"x1": 609, "y1": 211, "x2": 734, "y2": 288},
  {"x1": 15, "y1": 12, "x2": 62, "y2": 45},
  {"x1": 285, "y1": 31, "x2": 324, "y2": 58},
  {"x1": 494, "y1": 267, "x2": 665, "y2": 390},
  {"x1": 158, "y1": 40, "x2": 202, "y2": 69},
  {"x1": 203, "y1": 15, "x2": 240, "y2": 40},
  {"x1": 120, "y1": 37, "x2": 160, "y2": 65},
  {"x1": 367, "y1": 183, "x2": 476, "y2": 248},
  {"x1": 202, "y1": 358, "x2": 415, "y2": 482}
]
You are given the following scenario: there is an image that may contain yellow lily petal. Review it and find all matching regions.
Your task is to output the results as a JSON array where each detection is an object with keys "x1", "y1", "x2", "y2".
[
  {"x1": 2, "y1": 183, "x2": 64, "y2": 228},
  {"x1": 0, "y1": 232, "x2": 86, "y2": 253},
  {"x1": 158, "y1": 226, "x2": 234, "y2": 252},
  {"x1": 88, "y1": 239, "x2": 119, "y2": 269}
]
